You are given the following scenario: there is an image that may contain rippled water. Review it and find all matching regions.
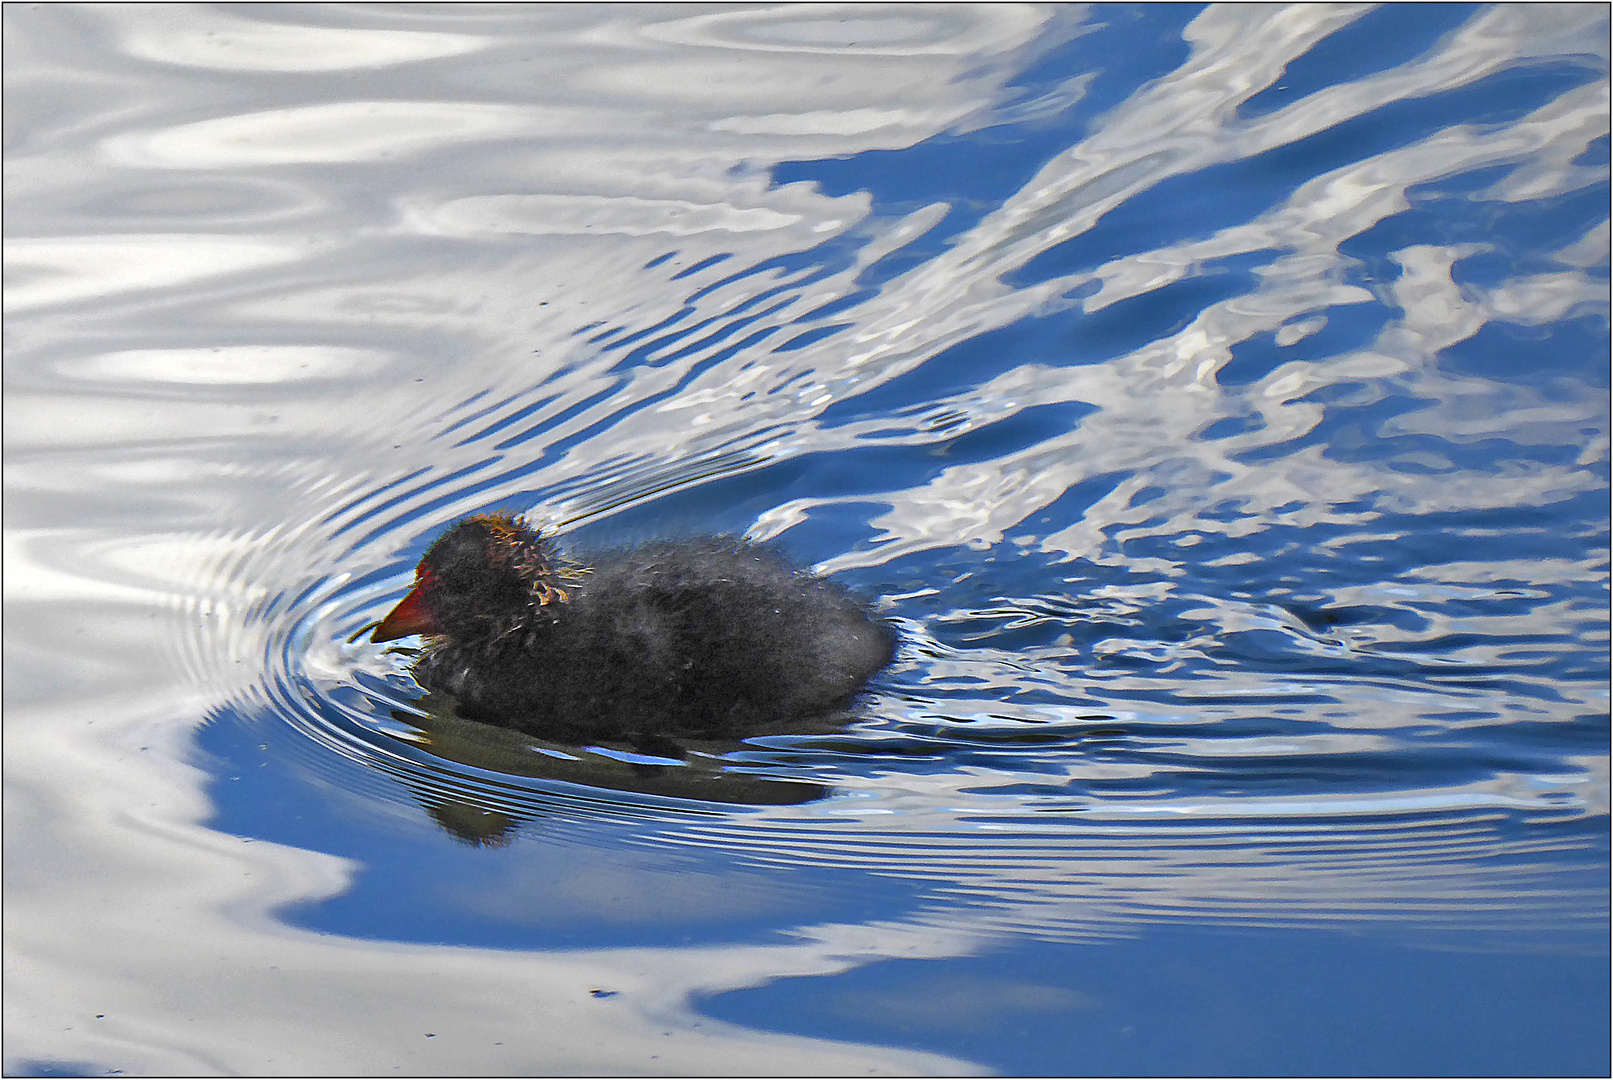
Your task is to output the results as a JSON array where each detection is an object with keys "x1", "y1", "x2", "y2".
[{"x1": 5, "y1": 4, "x2": 1608, "y2": 1076}]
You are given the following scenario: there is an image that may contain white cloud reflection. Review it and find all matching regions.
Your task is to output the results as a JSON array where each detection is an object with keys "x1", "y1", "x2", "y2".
[
  {"x1": 105, "y1": 5, "x2": 492, "y2": 72},
  {"x1": 3, "y1": 235, "x2": 311, "y2": 310},
  {"x1": 634, "y1": 4, "x2": 1048, "y2": 57},
  {"x1": 104, "y1": 101, "x2": 576, "y2": 168},
  {"x1": 416, "y1": 193, "x2": 806, "y2": 238}
]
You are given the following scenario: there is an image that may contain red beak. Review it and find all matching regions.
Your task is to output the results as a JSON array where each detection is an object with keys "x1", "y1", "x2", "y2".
[{"x1": 372, "y1": 583, "x2": 437, "y2": 642}]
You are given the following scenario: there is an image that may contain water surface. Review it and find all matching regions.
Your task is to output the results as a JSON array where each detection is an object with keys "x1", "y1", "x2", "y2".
[{"x1": 4, "y1": 4, "x2": 1608, "y2": 1075}]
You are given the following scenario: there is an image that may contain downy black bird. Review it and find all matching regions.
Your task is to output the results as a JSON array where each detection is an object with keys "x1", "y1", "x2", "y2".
[{"x1": 372, "y1": 514, "x2": 897, "y2": 751}]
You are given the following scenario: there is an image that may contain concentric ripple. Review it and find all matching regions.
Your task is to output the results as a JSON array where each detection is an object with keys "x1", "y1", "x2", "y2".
[{"x1": 121, "y1": 2, "x2": 1603, "y2": 950}]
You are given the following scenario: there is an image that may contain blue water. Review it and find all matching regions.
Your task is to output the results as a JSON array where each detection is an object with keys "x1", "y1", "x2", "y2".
[{"x1": 5, "y1": 4, "x2": 1607, "y2": 1075}]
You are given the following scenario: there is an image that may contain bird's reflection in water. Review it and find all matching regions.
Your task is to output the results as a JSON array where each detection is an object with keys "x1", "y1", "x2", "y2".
[
  {"x1": 390, "y1": 696, "x2": 832, "y2": 845},
  {"x1": 424, "y1": 799, "x2": 522, "y2": 848}
]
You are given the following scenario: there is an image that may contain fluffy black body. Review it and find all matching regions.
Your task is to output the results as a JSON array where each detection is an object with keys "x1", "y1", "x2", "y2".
[{"x1": 376, "y1": 515, "x2": 897, "y2": 744}]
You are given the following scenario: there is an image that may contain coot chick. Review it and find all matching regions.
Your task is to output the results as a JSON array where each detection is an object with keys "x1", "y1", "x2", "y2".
[{"x1": 372, "y1": 514, "x2": 896, "y2": 746}]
